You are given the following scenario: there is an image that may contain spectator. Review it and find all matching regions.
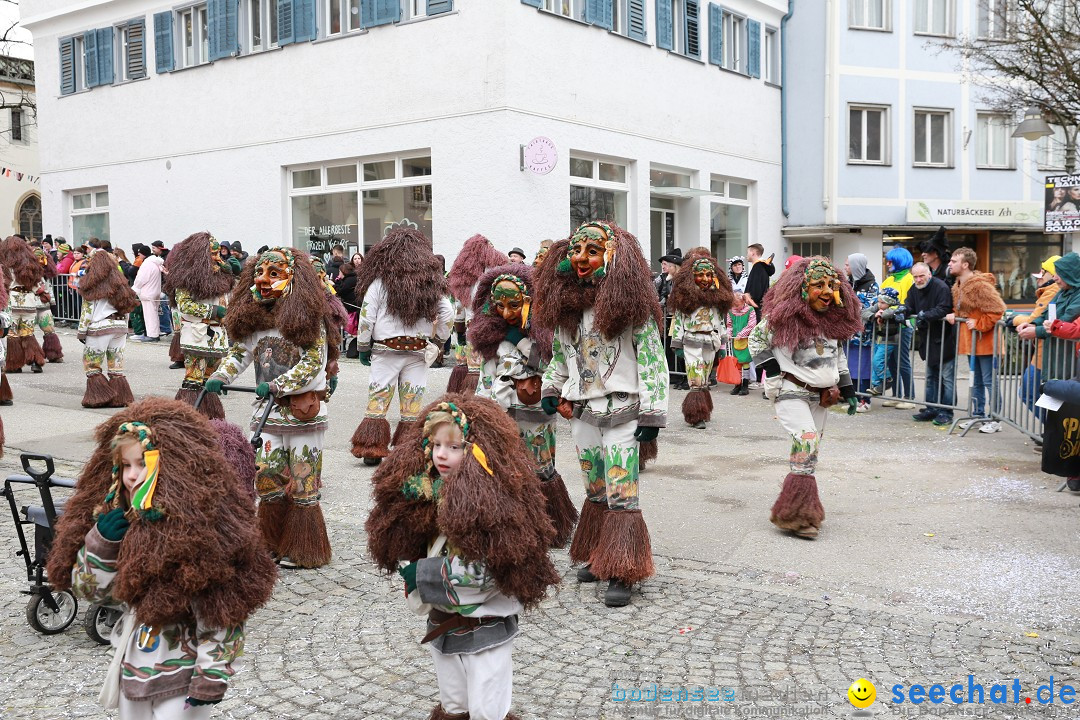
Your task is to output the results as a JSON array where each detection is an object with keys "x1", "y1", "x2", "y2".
[
  {"x1": 230, "y1": 241, "x2": 248, "y2": 264},
  {"x1": 334, "y1": 262, "x2": 358, "y2": 311},
  {"x1": 131, "y1": 243, "x2": 147, "y2": 268},
  {"x1": 150, "y1": 240, "x2": 165, "y2": 256},
  {"x1": 1011, "y1": 255, "x2": 1060, "y2": 425},
  {"x1": 508, "y1": 247, "x2": 527, "y2": 264},
  {"x1": 946, "y1": 247, "x2": 1006, "y2": 432},
  {"x1": 326, "y1": 244, "x2": 345, "y2": 279},
  {"x1": 114, "y1": 248, "x2": 136, "y2": 284},
  {"x1": 783, "y1": 254, "x2": 804, "y2": 272},
  {"x1": 41, "y1": 238, "x2": 56, "y2": 262},
  {"x1": 654, "y1": 249, "x2": 682, "y2": 311},
  {"x1": 845, "y1": 253, "x2": 878, "y2": 412},
  {"x1": 1019, "y1": 252, "x2": 1080, "y2": 382},
  {"x1": 219, "y1": 241, "x2": 242, "y2": 275},
  {"x1": 881, "y1": 247, "x2": 916, "y2": 407},
  {"x1": 919, "y1": 226, "x2": 953, "y2": 287},
  {"x1": 728, "y1": 256, "x2": 747, "y2": 293},
  {"x1": 743, "y1": 243, "x2": 774, "y2": 320},
  {"x1": 56, "y1": 242, "x2": 74, "y2": 274},
  {"x1": 905, "y1": 261, "x2": 956, "y2": 426},
  {"x1": 865, "y1": 288, "x2": 904, "y2": 400},
  {"x1": 350, "y1": 252, "x2": 364, "y2": 272},
  {"x1": 132, "y1": 252, "x2": 165, "y2": 342}
]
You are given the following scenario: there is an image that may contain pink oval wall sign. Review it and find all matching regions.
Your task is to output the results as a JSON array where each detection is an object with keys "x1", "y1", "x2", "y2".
[{"x1": 523, "y1": 136, "x2": 558, "y2": 175}]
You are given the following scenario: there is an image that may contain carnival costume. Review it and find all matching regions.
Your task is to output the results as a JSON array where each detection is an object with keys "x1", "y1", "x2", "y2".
[
  {"x1": 163, "y1": 232, "x2": 236, "y2": 420},
  {"x1": 447, "y1": 234, "x2": 508, "y2": 395},
  {"x1": 468, "y1": 262, "x2": 578, "y2": 547},
  {"x1": 534, "y1": 221, "x2": 668, "y2": 607},
  {"x1": 207, "y1": 247, "x2": 340, "y2": 569},
  {"x1": 77, "y1": 249, "x2": 139, "y2": 408},
  {"x1": 0, "y1": 236, "x2": 52, "y2": 372},
  {"x1": 46, "y1": 398, "x2": 277, "y2": 717},
  {"x1": 667, "y1": 253, "x2": 734, "y2": 428},
  {"x1": 33, "y1": 246, "x2": 64, "y2": 363},
  {"x1": 748, "y1": 257, "x2": 862, "y2": 539},
  {"x1": 0, "y1": 259, "x2": 8, "y2": 442},
  {"x1": 350, "y1": 227, "x2": 454, "y2": 464},
  {"x1": 366, "y1": 395, "x2": 558, "y2": 720}
]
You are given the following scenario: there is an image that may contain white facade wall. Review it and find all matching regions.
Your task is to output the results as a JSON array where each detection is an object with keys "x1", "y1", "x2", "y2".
[{"x1": 23, "y1": 0, "x2": 786, "y2": 264}]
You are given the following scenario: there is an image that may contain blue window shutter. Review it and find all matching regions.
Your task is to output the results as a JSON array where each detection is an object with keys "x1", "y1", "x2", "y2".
[
  {"x1": 208, "y1": 0, "x2": 220, "y2": 60},
  {"x1": 747, "y1": 18, "x2": 760, "y2": 77},
  {"x1": 627, "y1": 0, "x2": 646, "y2": 40},
  {"x1": 708, "y1": 3, "x2": 721, "y2": 65},
  {"x1": 96, "y1": 27, "x2": 114, "y2": 84},
  {"x1": 521, "y1": 0, "x2": 542, "y2": 7},
  {"x1": 153, "y1": 11, "x2": 174, "y2": 73},
  {"x1": 209, "y1": 0, "x2": 240, "y2": 60},
  {"x1": 363, "y1": 0, "x2": 399, "y2": 27},
  {"x1": 656, "y1": 0, "x2": 673, "y2": 50},
  {"x1": 83, "y1": 30, "x2": 99, "y2": 87},
  {"x1": 278, "y1": 0, "x2": 295, "y2": 45},
  {"x1": 684, "y1": 0, "x2": 699, "y2": 57},
  {"x1": 426, "y1": 0, "x2": 452, "y2": 15},
  {"x1": 294, "y1": 0, "x2": 316, "y2": 41},
  {"x1": 59, "y1": 38, "x2": 76, "y2": 94},
  {"x1": 585, "y1": 0, "x2": 613, "y2": 29},
  {"x1": 360, "y1": 0, "x2": 374, "y2": 26}
]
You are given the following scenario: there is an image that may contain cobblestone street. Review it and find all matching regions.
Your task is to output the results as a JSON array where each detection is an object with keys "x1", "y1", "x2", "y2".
[{"x1": 1, "y1": 333, "x2": 1078, "y2": 719}]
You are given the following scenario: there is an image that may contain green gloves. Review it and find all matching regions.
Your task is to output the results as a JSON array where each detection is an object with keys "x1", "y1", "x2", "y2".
[
  {"x1": 213, "y1": 305, "x2": 227, "y2": 320},
  {"x1": 96, "y1": 508, "x2": 130, "y2": 542},
  {"x1": 675, "y1": 348, "x2": 684, "y2": 359},
  {"x1": 186, "y1": 698, "x2": 220, "y2": 707},
  {"x1": 358, "y1": 350, "x2": 371, "y2": 366},
  {"x1": 541, "y1": 396, "x2": 559, "y2": 416},
  {"x1": 634, "y1": 426, "x2": 659, "y2": 442},
  {"x1": 255, "y1": 382, "x2": 271, "y2": 398},
  {"x1": 328, "y1": 375, "x2": 338, "y2": 394},
  {"x1": 847, "y1": 397, "x2": 858, "y2": 416},
  {"x1": 505, "y1": 326, "x2": 525, "y2": 345},
  {"x1": 398, "y1": 561, "x2": 418, "y2": 594},
  {"x1": 204, "y1": 378, "x2": 225, "y2": 394}
]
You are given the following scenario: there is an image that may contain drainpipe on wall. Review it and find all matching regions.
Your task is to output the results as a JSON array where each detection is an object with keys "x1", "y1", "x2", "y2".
[
  {"x1": 823, "y1": 0, "x2": 835, "y2": 217},
  {"x1": 780, "y1": 0, "x2": 793, "y2": 218}
]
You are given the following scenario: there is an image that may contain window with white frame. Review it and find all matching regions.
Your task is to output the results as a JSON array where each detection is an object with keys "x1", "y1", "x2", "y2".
[
  {"x1": 709, "y1": 176, "x2": 751, "y2": 262},
  {"x1": 791, "y1": 239, "x2": 833, "y2": 258},
  {"x1": 913, "y1": 109, "x2": 951, "y2": 167},
  {"x1": 569, "y1": 155, "x2": 629, "y2": 233},
  {"x1": 405, "y1": 0, "x2": 428, "y2": 19},
  {"x1": 977, "y1": 0, "x2": 1011, "y2": 39},
  {"x1": 116, "y1": 20, "x2": 147, "y2": 81},
  {"x1": 325, "y1": 0, "x2": 362, "y2": 36},
  {"x1": 848, "y1": 105, "x2": 889, "y2": 164},
  {"x1": 544, "y1": 0, "x2": 585, "y2": 21},
  {"x1": 70, "y1": 188, "x2": 111, "y2": 246},
  {"x1": 177, "y1": 4, "x2": 210, "y2": 68},
  {"x1": 849, "y1": 0, "x2": 889, "y2": 30},
  {"x1": 763, "y1": 25, "x2": 779, "y2": 84},
  {"x1": 1038, "y1": 124, "x2": 1067, "y2": 171},
  {"x1": 10, "y1": 108, "x2": 23, "y2": 143},
  {"x1": 245, "y1": 0, "x2": 279, "y2": 51},
  {"x1": 723, "y1": 10, "x2": 745, "y2": 73},
  {"x1": 976, "y1": 112, "x2": 1013, "y2": 168},
  {"x1": 914, "y1": 0, "x2": 952, "y2": 35}
]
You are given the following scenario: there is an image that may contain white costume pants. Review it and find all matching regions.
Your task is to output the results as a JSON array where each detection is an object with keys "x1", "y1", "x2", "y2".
[
  {"x1": 365, "y1": 350, "x2": 428, "y2": 422},
  {"x1": 84, "y1": 333, "x2": 127, "y2": 378},
  {"x1": 429, "y1": 639, "x2": 514, "y2": 720},
  {"x1": 774, "y1": 390, "x2": 829, "y2": 475},
  {"x1": 118, "y1": 694, "x2": 213, "y2": 720},
  {"x1": 570, "y1": 416, "x2": 640, "y2": 511}
]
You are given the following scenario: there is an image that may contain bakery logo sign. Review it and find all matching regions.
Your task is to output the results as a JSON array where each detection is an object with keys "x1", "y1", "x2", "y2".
[
  {"x1": 907, "y1": 200, "x2": 1042, "y2": 226},
  {"x1": 1044, "y1": 174, "x2": 1080, "y2": 233}
]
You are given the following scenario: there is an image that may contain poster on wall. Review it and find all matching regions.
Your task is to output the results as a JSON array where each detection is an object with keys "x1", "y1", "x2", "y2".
[{"x1": 1044, "y1": 174, "x2": 1080, "y2": 233}]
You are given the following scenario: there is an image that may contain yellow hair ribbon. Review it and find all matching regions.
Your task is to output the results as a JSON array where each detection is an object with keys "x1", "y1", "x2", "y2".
[
  {"x1": 271, "y1": 278, "x2": 291, "y2": 292},
  {"x1": 833, "y1": 288, "x2": 843, "y2": 307},
  {"x1": 521, "y1": 299, "x2": 531, "y2": 328},
  {"x1": 132, "y1": 449, "x2": 160, "y2": 511},
  {"x1": 471, "y1": 443, "x2": 494, "y2": 476},
  {"x1": 712, "y1": 277, "x2": 720, "y2": 290}
]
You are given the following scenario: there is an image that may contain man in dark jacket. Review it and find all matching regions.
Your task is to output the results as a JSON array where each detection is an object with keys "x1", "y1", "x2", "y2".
[
  {"x1": 654, "y1": 248, "x2": 684, "y2": 388},
  {"x1": 906, "y1": 262, "x2": 956, "y2": 425},
  {"x1": 744, "y1": 243, "x2": 774, "y2": 320},
  {"x1": 326, "y1": 244, "x2": 345, "y2": 279}
]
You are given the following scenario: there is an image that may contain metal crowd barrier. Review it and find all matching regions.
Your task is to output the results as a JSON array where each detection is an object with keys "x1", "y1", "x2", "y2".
[{"x1": 48, "y1": 274, "x2": 82, "y2": 324}]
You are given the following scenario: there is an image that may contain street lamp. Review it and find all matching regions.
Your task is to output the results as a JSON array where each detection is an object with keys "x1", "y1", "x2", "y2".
[{"x1": 1012, "y1": 106, "x2": 1077, "y2": 174}]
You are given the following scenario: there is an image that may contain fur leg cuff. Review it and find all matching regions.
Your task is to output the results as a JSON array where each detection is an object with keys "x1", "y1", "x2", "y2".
[
  {"x1": 5, "y1": 336, "x2": 25, "y2": 371},
  {"x1": 81, "y1": 373, "x2": 115, "y2": 408},
  {"x1": 461, "y1": 371, "x2": 480, "y2": 397},
  {"x1": 540, "y1": 470, "x2": 578, "y2": 549},
  {"x1": 210, "y1": 419, "x2": 257, "y2": 502},
  {"x1": 42, "y1": 332, "x2": 64, "y2": 362},
  {"x1": 681, "y1": 389, "x2": 711, "y2": 425},
  {"x1": 169, "y1": 334, "x2": 184, "y2": 363},
  {"x1": 587, "y1": 509, "x2": 655, "y2": 585},
  {"x1": 391, "y1": 419, "x2": 417, "y2": 448},
  {"x1": 278, "y1": 504, "x2": 332, "y2": 568},
  {"x1": 257, "y1": 499, "x2": 290, "y2": 555},
  {"x1": 106, "y1": 375, "x2": 135, "y2": 407},
  {"x1": 23, "y1": 335, "x2": 45, "y2": 366},
  {"x1": 176, "y1": 385, "x2": 225, "y2": 420},
  {"x1": 770, "y1": 472, "x2": 825, "y2": 532},
  {"x1": 426, "y1": 704, "x2": 470, "y2": 720},
  {"x1": 0, "y1": 416, "x2": 4, "y2": 458},
  {"x1": 0, "y1": 374, "x2": 12, "y2": 403},
  {"x1": 568, "y1": 499, "x2": 607, "y2": 565},
  {"x1": 351, "y1": 417, "x2": 392, "y2": 459},
  {"x1": 446, "y1": 363, "x2": 468, "y2": 394}
]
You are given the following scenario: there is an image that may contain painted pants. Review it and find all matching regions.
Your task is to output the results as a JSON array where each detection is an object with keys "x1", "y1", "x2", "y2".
[
  {"x1": 83, "y1": 333, "x2": 126, "y2": 379},
  {"x1": 254, "y1": 425, "x2": 324, "y2": 507},
  {"x1": 429, "y1": 639, "x2": 513, "y2": 720},
  {"x1": 774, "y1": 388, "x2": 828, "y2": 475},
  {"x1": 518, "y1": 418, "x2": 557, "y2": 481},
  {"x1": 141, "y1": 299, "x2": 160, "y2": 338},
  {"x1": 571, "y1": 409, "x2": 640, "y2": 510},
  {"x1": 118, "y1": 694, "x2": 213, "y2": 720},
  {"x1": 11, "y1": 310, "x2": 37, "y2": 340},
  {"x1": 365, "y1": 350, "x2": 427, "y2": 423},
  {"x1": 35, "y1": 308, "x2": 56, "y2": 335},
  {"x1": 683, "y1": 343, "x2": 716, "y2": 389},
  {"x1": 183, "y1": 355, "x2": 222, "y2": 390}
]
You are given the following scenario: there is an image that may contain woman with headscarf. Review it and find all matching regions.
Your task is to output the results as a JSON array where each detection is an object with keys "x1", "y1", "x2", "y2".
[{"x1": 845, "y1": 253, "x2": 877, "y2": 413}]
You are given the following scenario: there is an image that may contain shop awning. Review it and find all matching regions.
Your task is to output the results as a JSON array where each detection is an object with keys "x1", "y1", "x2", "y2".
[{"x1": 648, "y1": 186, "x2": 723, "y2": 199}]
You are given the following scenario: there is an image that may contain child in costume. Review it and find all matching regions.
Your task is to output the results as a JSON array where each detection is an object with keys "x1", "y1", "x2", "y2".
[
  {"x1": 0, "y1": 257, "x2": 11, "y2": 408},
  {"x1": 748, "y1": 257, "x2": 863, "y2": 539},
  {"x1": 447, "y1": 234, "x2": 508, "y2": 394},
  {"x1": 164, "y1": 232, "x2": 236, "y2": 419},
  {"x1": 366, "y1": 394, "x2": 559, "y2": 720},
  {"x1": 77, "y1": 247, "x2": 140, "y2": 408},
  {"x1": 46, "y1": 398, "x2": 277, "y2": 719},
  {"x1": 0, "y1": 236, "x2": 50, "y2": 373},
  {"x1": 350, "y1": 226, "x2": 454, "y2": 464},
  {"x1": 534, "y1": 221, "x2": 668, "y2": 607},
  {"x1": 205, "y1": 247, "x2": 339, "y2": 569},
  {"x1": 726, "y1": 291, "x2": 758, "y2": 396},
  {"x1": 32, "y1": 245, "x2": 65, "y2": 364},
  {"x1": 667, "y1": 253, "x2": 733, "y2": 429},
  {"x1": 467, "y1": 262, "x2": 578, "y2": 547},
  {"x1": 865, "y1": 287, "x2": 903, "y2": 397}
]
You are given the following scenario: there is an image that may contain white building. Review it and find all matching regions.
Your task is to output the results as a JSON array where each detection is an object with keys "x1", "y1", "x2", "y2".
[
  {"x1": 0, "y1": 56, "x2": 41, "y2": 239},
  {"x1": 22, "y1": 0, "x2": 787, "y2": 266}
]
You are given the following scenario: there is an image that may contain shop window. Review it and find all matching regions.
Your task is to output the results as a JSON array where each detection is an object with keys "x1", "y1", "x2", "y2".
[
  {"x1": 709, "y1": 202, "x2": 749, "y2": 265},
  {"x1": 568, "y1": 155, "x2": 630, "y2": 233},
  {"x1": 70, "y1": 187, "x2": 110, "y2": 246},
  {"x1": 990, "y1": 232, "x2": 1064, "y2": 303},
  {"x1": 791, "y1": 240, "x2": 832, "y2": 259},
  {"x1": 848, "y1": 104, "x2": 889, "y2": 165}
]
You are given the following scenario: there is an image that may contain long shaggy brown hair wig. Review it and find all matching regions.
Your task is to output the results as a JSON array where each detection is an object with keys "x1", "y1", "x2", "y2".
[
  {"x1": 223, "y1": 247, "x2": 337, "y2": 350},
  {"x1": 448, "y1": 234, "x2": 508, "y2": 306},
  {"x1": 533, "y1": 225, "x2": 663, "y2": 340},
  {"x1": 36, "y1": 248, "x2": 58, "y2": 280},
  {"x1": 0, "y1": 256, "x2": 8, "y2": 311},
  {"x1": 667, "y1": 252, "x2": 735, "y2": 317},
  {"x1": 365, "y1": 393, "x2": 560, "y2": 608},
  {"x1": 761, "y1": 257, "x2": 863, "y2": 351},
  {"x1": 0, "y1": 236, "x2": 43, "y2": 288},
  {"x1": 79, "y1": 250, "x2": 139, "y2": 314},
  {"x1": 163, "y1": 231, "x2": 235, "y2": 303},
  {"x1": 467, "y1": 263, "x2": 553, "y2": 363},
  {"x1": 46, "y1": 398, "x2": 278, "y2": 628},
  {"x1": 354, "y1": 228, "x2": 447, "y2": 326}
]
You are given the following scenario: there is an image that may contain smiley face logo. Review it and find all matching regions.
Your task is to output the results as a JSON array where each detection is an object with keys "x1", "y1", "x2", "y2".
[{"x1": 847, "y1": 678, "x2": 876, "y2": 709}]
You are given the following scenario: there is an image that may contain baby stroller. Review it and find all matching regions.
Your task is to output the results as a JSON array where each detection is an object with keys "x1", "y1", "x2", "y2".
[{"x1": 3, "y1": 453, "x2": 120, "y2": 643}]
